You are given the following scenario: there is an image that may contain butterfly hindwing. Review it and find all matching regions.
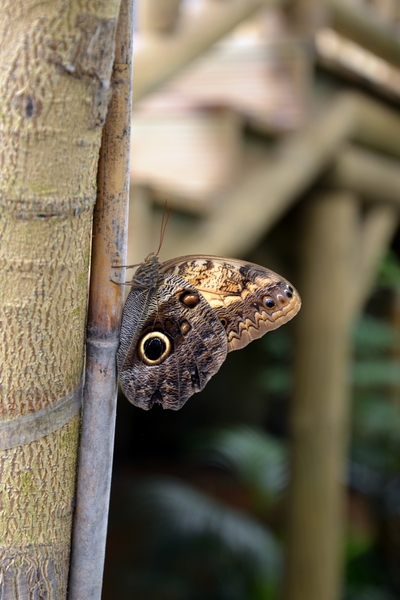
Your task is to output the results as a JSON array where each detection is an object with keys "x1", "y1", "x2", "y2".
[{"x1": 117, "y1": 272, "x2": 228, "y2": 410}]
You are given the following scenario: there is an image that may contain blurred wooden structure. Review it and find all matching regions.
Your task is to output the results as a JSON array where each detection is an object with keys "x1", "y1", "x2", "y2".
[{"x1": 128, "y1": 1, "x2": 400, "y2": 600}]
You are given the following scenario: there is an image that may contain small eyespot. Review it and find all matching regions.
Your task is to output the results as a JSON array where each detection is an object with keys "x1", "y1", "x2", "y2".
[
  {"x1": 277, "y1": 293, "x2": 287, "y2": 305},
  {"x1": 219, "y1": 317, "x2": 228, "y2": 329},
  {"x1": 263, "y1": 296, "x2": 275, "y2": 309},
  {"x1": 180, "y1": 291, "x2": 200, "y2": 308},
  {"x1": 180, "y1": 320, "x2": 191, "y2": 335},
  {"x1": 285, "y1": 286, "x2": 293, "y2": 299},
  {"x1": 138, "y1": 331, "x2": 171, "y2": 365}
]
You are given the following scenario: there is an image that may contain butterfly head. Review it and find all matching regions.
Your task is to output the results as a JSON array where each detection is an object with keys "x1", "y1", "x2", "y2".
[
  {"x1": 131, "y1": 252, "x2": 164, "y2": 289},
  {"x1": 143, "y1": 251, "x2": 160, "y2": 265}
]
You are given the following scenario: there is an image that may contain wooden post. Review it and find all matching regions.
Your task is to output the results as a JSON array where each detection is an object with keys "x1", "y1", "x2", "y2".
[
  {"x1": 285, "y1": 190, "x2": 399, "y2": 600},
  {"x1": 285, "y1": 191, "x2": 359, "y2": 600}
]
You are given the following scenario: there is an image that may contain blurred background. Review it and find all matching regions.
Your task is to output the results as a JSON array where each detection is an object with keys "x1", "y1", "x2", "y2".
[{"x1": 103, "y1": 1, "x2": 400, "y2": 599}]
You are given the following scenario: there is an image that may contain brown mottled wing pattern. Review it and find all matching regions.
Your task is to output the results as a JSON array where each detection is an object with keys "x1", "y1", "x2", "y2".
[
  {"x1": 117, "y1": 272, "x2": 228, "y2": 410},
  {"x1": 161, "y1": 256, "x2": 301, "y2": 352}
]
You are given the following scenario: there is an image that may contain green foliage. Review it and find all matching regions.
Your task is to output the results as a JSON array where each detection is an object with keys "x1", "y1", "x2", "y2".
[
  {"x1": 135, "y1": 478, "x2": 282, "y2": 575},
  {"x1": 352, "y1": 315, "x2": 397, "y2": 356},
  {"x1": 118, "y1": 425, "x2": 290, "y2": 600},
  {"x1": 129, "y1": 471, "x2": 283, "y2": 600},
  {"x1": 353, "y1": 395, "x2": 400, "y2": 442},
  {"x1": 351, "y1": 314, "x2": 400, "y2": 473},
  {"x1": 258, "y1": 328, "x2": 293, "y2": 395},
  {"x1": 191, "y1": 426, "x2": 287, "y2": 509},
  {"x1": 376, "y1": 250, "x2": 400, "y2": 287},
  {"x1": 353, "y1": 361, "x2": 400, "y2": 387},
  {"x1": 259, "y1": 365, "x2": 292, "y2": 395},
  {"x1": 345, "y1": 586, "x2": 398, "y2": 600}
]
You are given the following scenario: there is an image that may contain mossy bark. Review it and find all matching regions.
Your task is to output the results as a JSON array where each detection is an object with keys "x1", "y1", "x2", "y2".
[{"x1": 0, "y1": 0, "x2": 121, "y2": 597}]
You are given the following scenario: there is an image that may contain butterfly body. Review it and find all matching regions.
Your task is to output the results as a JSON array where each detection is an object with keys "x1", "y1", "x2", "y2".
[{"x1": 117, "y1": 254, "x2": 301, "y2": 410}]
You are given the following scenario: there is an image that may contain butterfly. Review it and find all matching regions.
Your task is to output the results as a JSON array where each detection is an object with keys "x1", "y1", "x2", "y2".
[{"x1": 117, "y1": 246, "x2": 301, "y2": 410}]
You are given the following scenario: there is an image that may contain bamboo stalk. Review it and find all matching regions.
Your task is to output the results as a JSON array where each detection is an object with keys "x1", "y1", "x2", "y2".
[
  {"x1": 67, "y1": 0, "x2": 133, "y2": 598},
  {"x1": 285, "y1": 191, "x2": 359, "y2": 600}
]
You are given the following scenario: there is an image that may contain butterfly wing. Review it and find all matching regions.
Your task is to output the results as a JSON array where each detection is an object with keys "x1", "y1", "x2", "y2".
[
  {"x1": 161, "y1": 255, "x2": 301, "y2": 352},
  {"x1": 117, "y1": 273, "x2": 228, "y2": 410}
]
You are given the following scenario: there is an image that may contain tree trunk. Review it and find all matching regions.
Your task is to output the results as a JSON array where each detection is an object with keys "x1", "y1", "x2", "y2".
[{"x1": 0, "y1": 0, "x2": 121, "y2": 596}]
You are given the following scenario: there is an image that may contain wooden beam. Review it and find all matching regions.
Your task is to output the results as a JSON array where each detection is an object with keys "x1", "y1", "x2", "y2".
[
  {"x1": 330, "y1": 0, "x2": 400, "y2": 69},
  {"x1": 133, "y1": 0, "x2": 400, "y2": 104},
  {"x1": 162, "y1": 92, "x2": 355, "y2": 258},
  {"x1": 353, "y1": 204, "x2": 399, "y2": 316},
  {"x1": 162, "y1": 92, "x2": 400, "y2": 259},
  {"x1": 288, "y1": 0, "x2": 329, "y2": 35},
  {"x1": 351, "y1": 92, "x2": 400, "y2": 157},
  {"x1": 133, "y1": 0, "x2": 282, "y2": 102},
  {"x1": 326, "y1": 144, "x2": 400, "y2": 206}
]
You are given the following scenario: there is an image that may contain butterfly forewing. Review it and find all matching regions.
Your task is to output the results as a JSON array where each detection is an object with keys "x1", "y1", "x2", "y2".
[{"x1": 161, "y1": 256, "x2": 301, "y2": 352}]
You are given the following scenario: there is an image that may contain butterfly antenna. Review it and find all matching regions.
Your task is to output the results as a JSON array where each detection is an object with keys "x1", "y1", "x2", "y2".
[
  {"x1": 156, "y1": 201, "x2": 173, "y2": 257},
  {"x1": 112, "y1": 261, "x2": 141, "y2": 269}
]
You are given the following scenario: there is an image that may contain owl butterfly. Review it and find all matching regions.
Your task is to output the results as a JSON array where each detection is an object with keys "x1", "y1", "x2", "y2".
[{"x1": 117, "y1": 220, "x2": 301, "y2": 410}]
